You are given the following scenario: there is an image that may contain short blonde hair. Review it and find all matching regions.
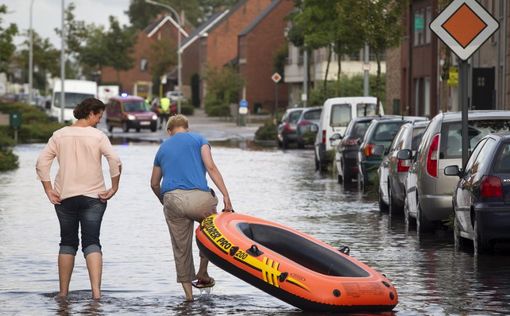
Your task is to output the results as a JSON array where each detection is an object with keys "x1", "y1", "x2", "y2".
[{"x1": 167, "y1": 114, "x2": 189, "y2": 131}]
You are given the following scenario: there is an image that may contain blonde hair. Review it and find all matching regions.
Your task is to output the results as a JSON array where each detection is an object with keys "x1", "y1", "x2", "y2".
[{"x1": 167, "y1": 114, "x2": 189, "y2": 131}]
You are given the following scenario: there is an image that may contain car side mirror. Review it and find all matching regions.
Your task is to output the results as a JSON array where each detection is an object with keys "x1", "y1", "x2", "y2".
[
  {"x1": 310, "y1": 123, "x2": 318, "y2": 132},
  {"x1": 444, "y1": 165, "x2": 462, "y2": 177},
  {"x1": 329, "y1": 133, "x2": 342, "y2": 143},
  {"x1": 397, "y1": 149, "x2": 412, "y2": 160},
  {"x1": 372, "y1": 145, "x2": 385, "y2": 156}
]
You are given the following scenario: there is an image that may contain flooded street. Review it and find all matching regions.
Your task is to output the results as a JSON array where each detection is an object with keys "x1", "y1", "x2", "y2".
[{"x1": 1, "y1": 143, "x2": 510, "y2": 315}]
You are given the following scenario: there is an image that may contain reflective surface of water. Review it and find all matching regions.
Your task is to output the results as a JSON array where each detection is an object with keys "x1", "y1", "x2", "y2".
[{"x1": 1, "y1": 144, "x2": 510, "y2": 315}]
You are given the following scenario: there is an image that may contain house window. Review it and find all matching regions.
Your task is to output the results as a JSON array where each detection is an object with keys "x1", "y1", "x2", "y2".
[
  {"x1": 140, "y1": 58, "x2": 148, "y2": 72},
  {"x1": 413, "y1": 9, "x2": 426, "y2": 46}
]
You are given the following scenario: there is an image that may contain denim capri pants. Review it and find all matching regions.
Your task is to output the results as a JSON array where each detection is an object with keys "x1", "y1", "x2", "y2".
[{"x1": 54, "y1": 195, "x2": 107, "y2": 257}]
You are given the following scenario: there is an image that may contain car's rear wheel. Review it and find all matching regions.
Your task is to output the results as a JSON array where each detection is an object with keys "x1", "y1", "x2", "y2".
[
  {"x1": 282, "y1": 137, "x2": 289, "y2": 149},
  {"x1": 136, "y1": 127, "x2": 141, "y2": 133},
  {"x1": 107, "y1": 123, "x2": 113, "y2": 133},
  {"x1": 379, "y1": 188, "x2": 389, "y2": 212},
  {"x1": 314, "y1": 151, "x2": 320, "y2": 171},
  {"x1": 150, "y1": 125, "x2": 157, "y2": 132},
  {"x1": 122, "y1": 122, "x2": 129, "y2": 133},
  {"x1": 342, "y1": 160, "x2": 352, "y2": 185},
  {"x1": 417, "y1": 202, "x2": 434, "y2": 234},
  {"x1": 297, "y1": 140, "x2": 305, "y2": 149},
  {"x1": 388, "y1": 183, "x2": 403, "y2": 215},
  {"x1": 453, "y1": 215, "x2": 465, "y2": 250},
  {"x1": 473, "y1": 219, "x2": 490, "y2": 255}
]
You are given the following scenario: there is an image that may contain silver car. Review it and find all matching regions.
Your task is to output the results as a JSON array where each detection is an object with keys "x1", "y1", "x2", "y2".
[{"x1": 399, "y1": 111, "x2": 510, "y2": 234}]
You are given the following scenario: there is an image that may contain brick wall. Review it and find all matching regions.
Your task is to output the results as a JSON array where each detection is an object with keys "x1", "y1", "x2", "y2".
[
  {"x1": 385, "y1": 46, "x2": 401, "y2": 114},
  {"x1": 239, "y1": 0, "x2": 293, "y2": 113}
]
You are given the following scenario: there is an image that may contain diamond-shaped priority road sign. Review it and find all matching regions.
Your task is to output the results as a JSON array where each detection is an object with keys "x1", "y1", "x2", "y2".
[
  {"x1": 430, "y1": 0, "x2": 499, "y2": 61},
  {"x1": 271, "y1": 72, "x2": 282, "y2": 84}
]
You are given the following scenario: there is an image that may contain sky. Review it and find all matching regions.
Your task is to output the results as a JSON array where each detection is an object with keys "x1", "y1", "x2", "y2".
[{"x1": 1, "y1": 0, "x2": 131, "y2": 47}]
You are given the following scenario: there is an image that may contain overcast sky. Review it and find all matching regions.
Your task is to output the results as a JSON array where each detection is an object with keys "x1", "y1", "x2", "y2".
[{"x1": 1, "y1": 0, "x2": 131, "y2": 47}]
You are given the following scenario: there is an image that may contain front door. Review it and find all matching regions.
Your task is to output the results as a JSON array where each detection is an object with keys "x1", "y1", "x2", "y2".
[{"x1": 472, "y1": 67, "x2": 495, "y2": 110}]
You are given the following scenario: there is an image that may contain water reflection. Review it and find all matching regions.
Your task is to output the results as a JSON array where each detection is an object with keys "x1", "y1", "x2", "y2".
[{"x1": 1, "y1": 144, "x2": 510, "y2": 315}]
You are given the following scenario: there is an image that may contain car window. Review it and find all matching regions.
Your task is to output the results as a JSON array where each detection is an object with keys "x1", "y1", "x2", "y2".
[
  {"x1": 352, "y1": 121, "x2": 372, "y2": 138},
  {"x1": 464, "y1": 138, "x2": 487, "y2": 175},
  {"x1": 494, "y1": 143, "x2": 510, "y2": 173},
  {"x1": 303, "y1": 109, "x2": 321, "y2": 120},
  {"x1": 411, "y1": 127, "x2": 426, "y2": 150},
  {"x1": 390, "y1": 126, "x2": 407, "y2": 151},
  {"x1": 373, "y1": 122, "x2": 406, "y2": 141},
  {"x1": 440, "y1": 120, "x2": 510, "y2": 159},
  {"x1": 467, "y1": 138, "x2": 496, "y2": 179},
  {"x1": 356, "y1": 103, "x2": 377, "y2": 116},
  {"x1": 54, "y1": 92, "x2": 95, "y2": 109},
  {"x1": 123, "y1": 101, "x2": 148, "y2": 112},
  {"x1": 289, "y1": 110, "x2": 303, "y2": 124},
  {"x1": 331, "y1": 104, "x2": 351, "y2": 127}
]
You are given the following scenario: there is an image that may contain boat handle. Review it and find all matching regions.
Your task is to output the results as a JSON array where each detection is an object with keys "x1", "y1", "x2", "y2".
[
  {"x1": 246, "y1": 244, "x2": 264, "y2": 257},
  {"x1": 229, "y1": 246, "x2": 239, "y2": 256},
  {"x1": 338, "y1": 246, "x2": 350, "y2": 255}
]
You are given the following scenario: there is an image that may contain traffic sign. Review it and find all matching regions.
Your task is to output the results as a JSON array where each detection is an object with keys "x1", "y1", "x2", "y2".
[
  {"x1": 430, "y1": 0, "x2": 499, "y2": 61},
  {"x1": 240, "y1": 99, "x2": 248, "y2": 108},
  {"x1": 271, "y1": 72, "x2": 282, "y2": 84}
]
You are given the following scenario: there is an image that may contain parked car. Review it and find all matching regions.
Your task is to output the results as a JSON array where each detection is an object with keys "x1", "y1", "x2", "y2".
[
  {"x1": 335, "y1": 116, "x2": 381, "y2": 185},
  {"x1": 358, "y1": 116, "x2": 426, "y2": 189},
  {"x1": 378, "y1": 121, "x2": 429, "y2": 214},
  {"x1": 277, "y1": 107, "x2": 304, "y2": 149},
  {"x1": 399, "y1": 111, "x2": 510, "y2": 234},
  {"x1": 296, "y1": 106, "x2": 322, "y2": 148},
  {"x1": 106, "y1": 95, "x2": 158, "y2": 132},
  {"x1": 314, "y1": 97, "x2": 384, "y2": 171},
  {"x1": 445, "y1": 133, "x2": 510, "y2": 254}
]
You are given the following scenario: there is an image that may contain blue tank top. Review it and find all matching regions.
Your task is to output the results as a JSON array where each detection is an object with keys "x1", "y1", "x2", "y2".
[{"x1": 154, "y1": 132, "x2": 210, "y2": 195}]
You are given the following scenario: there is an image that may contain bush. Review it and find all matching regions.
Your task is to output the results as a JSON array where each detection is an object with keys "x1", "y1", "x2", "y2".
[
  {"x1": 0, "y1": 149, "x2": 19, "y2": 171},
  {"x1": 204, "y1": 66, "x2": 243, "y2": 117},
  {"x1": 180, "y1": 104, "x2": 195, "y2": 116},
  {"x1": 204, "y1": 95, "x2": 231, "y2": 117},
  {"x1": 255, "y1": 121, "x2": 277, "y2": 141}
]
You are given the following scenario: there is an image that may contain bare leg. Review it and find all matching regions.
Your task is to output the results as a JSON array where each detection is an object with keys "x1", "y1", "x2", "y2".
[
  {"x1": 85, "y1": 252, "x2": 103, "y2": 299},
  {"x1": 181, "y1": 282, "x2": 193, "y2": 301},
  {"x1": 58, "y1": 254, "x2": 75, "y2": 297},
  {"x1": 196, "y1": 253, "x2": 210, "y2": 281}
]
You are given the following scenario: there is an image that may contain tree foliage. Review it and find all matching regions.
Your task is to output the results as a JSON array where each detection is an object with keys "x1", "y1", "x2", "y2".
[
  {"x1": 0, "y1": 4, "x2": 18, "y2": 73},
  {"x1": 204, "y1": 66, "x2": 244, "y2": 116},
  {"x1": 149, "y1": 39, "x2": 177, "y2": 80},
  {"x1": 103, "y1": 16, "x2": 136, "y2": 77}
]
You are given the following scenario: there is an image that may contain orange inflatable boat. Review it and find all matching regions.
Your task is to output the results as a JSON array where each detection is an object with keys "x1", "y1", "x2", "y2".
[{"x1": 196, "y1": 213, "x2": 398, "y2": 312}]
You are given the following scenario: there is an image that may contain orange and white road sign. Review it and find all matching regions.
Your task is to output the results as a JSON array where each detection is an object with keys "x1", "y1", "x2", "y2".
[
  {"x1": 271, "y1": 72, "x2": 282, "y2": 84},
  {"x1": 430, "y1": 0, "x2": 499, "y2": 61}
]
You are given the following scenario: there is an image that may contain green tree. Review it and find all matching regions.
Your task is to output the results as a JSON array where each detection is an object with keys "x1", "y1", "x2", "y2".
[
  {"x1": 103, "y1": 16, "x2": 137, "y2": 83},
  {"x1": 149, "y1": 39, "x2": 177, "y2": 81},
  {"x1": 14, "y1": 31, "x2": 59, "y2": 91},
  {"x1": 204, "y1": 66, "x2": 244, "y2": 116},
  {"x1": 0, "y1": 4, "x2": 18, "y2": 73}
]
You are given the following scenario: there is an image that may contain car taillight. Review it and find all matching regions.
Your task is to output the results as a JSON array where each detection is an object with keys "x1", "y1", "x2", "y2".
[
  {"x1": 397, "y1": 159, "x2": 410, "y2": 173},
  {"x1": 342, "y1": 138, "x2": 359, "y2": 146},
  {"x1": 283, "y1": 123, "x2": 291, "y2": 132},
  {"x1": 363, "y1": 143, "x2": 375, "y2": 157},
  {"x1": 426, "y1": 134, "x2": 440, "y2": 178},
  {"x1": 322, "y1": 130, "x2": 326, "y2": 145},
  {"x1": 480, "y1": 175, "x2": 503, "y2": 199}
]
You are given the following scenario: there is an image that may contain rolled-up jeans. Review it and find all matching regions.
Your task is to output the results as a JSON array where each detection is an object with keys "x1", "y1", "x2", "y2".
[{"x1": 54, "y1": 195, "x2": 107, "y2": 257}]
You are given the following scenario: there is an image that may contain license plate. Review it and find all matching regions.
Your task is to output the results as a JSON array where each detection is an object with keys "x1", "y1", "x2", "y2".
[{"x1": 140, "y1": 121, "x2": 150, "y2": 126}]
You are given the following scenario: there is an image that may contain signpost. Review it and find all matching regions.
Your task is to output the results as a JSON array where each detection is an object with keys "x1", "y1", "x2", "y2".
[
  {"x1": 430, "y1": 0, "x2": 499, "y2": 166},
  {"x1": 239, "y1": 99, "x2": 248, "y2": 126},
  {"x1": 9, "y1": 112, "x2": 22, "y2": 144},
  {"x1": 272, "y1": 72, "x2": 282, "y2": 118}
]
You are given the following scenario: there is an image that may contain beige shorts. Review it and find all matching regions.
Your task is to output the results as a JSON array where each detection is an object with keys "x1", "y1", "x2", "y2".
[{"x1": 163, "y1": 189, "x2": 218, "y2": 283}]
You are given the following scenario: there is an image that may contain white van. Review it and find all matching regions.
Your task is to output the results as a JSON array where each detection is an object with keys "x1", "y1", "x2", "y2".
[
  {"x1": 51, "y1": 79, "x2": 97, "y2": 122},
  {"x1": 314, "y1": 96, "x2": 384, "y2": 170}
]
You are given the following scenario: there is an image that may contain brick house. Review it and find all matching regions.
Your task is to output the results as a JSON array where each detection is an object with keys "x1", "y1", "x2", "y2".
[
  {"x1": 180, "y1": 0, "x2": 273, "y2": 108},
  {"x1": 237, "y1": 0, "x2": 293, "y2": 113},
  {"x1": 100, "y1": 16, "x2": 188, "y2": 99}
]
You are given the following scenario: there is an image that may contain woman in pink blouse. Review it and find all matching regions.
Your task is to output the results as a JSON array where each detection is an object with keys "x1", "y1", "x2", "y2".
[{"x1": 36, "y1": 98, "x2": 122, "y2": 300}]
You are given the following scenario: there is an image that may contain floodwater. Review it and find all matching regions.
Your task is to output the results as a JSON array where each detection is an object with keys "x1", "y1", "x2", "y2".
[{"x1": 1, "y1": 143, "x2": 510, "y2": 315}]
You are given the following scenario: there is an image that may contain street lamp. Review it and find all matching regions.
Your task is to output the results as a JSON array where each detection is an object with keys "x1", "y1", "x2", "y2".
[
  {"x1": 145, "y1": 0, "x2": 184, "y2": 114},
  {"x1": 60, "y1": 0, "x2": 65, "y2": 123},
  {"x1": 28, "y1": 0, "x2": 34, "y2": 106}
]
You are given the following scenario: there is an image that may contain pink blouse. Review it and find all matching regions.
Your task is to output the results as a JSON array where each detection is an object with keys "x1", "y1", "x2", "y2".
[{"x1": 36, "y1": 126, "x2": 122, "y2": 200}]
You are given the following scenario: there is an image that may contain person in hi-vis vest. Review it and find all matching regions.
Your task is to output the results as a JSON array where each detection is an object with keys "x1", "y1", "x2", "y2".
[{"x1": 159, "y1": 96, "x2": 171, "y2": 129}]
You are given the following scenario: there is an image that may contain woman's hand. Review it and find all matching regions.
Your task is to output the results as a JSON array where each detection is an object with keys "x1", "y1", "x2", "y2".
[
  {"x1": 223, "y1": 195, "x2": 233, "y2": 212},
  {"x1": 98, "y1": 187, "x2": 117, "y2": 203},
  {"x1": 45, "y1": 188, "x2": 62, "y2": 205}
]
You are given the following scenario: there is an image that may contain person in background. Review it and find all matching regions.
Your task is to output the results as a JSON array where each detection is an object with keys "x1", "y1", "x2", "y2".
[
  {"x1": 159, "y1": 96, "x2": 171, "y2": 129},
  {"x1": 150, "y1": 114, "x2": 233, "y2": 302},
  {"x1": 36, "y1": 98, "x2": 122, "y2": 300}
]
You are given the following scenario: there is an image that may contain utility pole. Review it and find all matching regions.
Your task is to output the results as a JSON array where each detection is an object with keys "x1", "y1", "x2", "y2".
[
  {"x1": 363, "y1": 43, "x2": 370, "y2": 97},
  {"x1": 303, "y1": 50, "x2": 308, "y2": 107},
  {"x1": 60, "y1": 0, "x2": 65, "y2": 123},
  {"x1": 28, "y1": 0, "x2": 34, "y2": 106}
]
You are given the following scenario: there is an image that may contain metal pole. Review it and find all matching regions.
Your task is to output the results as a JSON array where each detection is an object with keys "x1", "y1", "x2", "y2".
[
  {"x1": 363, "y1": 43, "x2": 370, "y2": 96},
  {"x1": 28, "y1": 0, "x2": 34, "y2": 106},
  {"x1": 177, "y1": 11, "x2": 182, "y2": 114},
  {"x1": 303, "y1": 50, "x2": 308, "y2": 107},
  {"x1": 460, "y1": 60, "x2": 469, "y2": 167},
  {"x1": 60, "y1": 0, "x2": 65, "y2": 123}
]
